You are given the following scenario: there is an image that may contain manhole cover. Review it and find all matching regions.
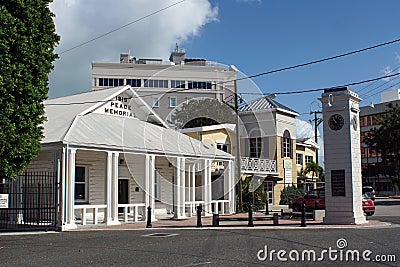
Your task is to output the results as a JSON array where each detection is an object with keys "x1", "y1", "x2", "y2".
[{"x1": 143, "y1": 233, "x2": 179, "y2": 237}]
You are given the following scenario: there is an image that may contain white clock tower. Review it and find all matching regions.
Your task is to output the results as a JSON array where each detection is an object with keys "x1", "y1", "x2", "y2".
[{"x1": 320, "y1": 87, "x2": 366, "y2": 224}]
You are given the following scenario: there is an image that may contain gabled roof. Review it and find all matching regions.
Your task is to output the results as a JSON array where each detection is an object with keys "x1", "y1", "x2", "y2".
[
  {"x1": 239, "y1": 96, "x2": 299, "y2": 116},
  {"x1": 42, "y1": 86, "x2": 233, "y2": 159},
  {"x1": 296, "y1": 137, "x2": 320, "y2": 150}
]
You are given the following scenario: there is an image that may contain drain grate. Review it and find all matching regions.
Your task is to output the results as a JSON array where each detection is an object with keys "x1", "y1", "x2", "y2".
[{"x1": 143, "y1": 233, "x2": 179, "y2": 237}]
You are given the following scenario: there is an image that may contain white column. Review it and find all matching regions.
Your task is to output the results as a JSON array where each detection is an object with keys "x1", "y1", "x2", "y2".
[
  {"x1": 106, "y1": 152, "x2": 113, "y2": 224},
  {"x1": 202, "y1": 159, "x2": 208, "y2": 214},
  {"x1": 144, "y1": 155, "x2": 150, "y2": 210},
  {"x1": 229, "y1": 160, "x2": 235, "y2": 213},
  {"x1": 111, "y1": 152, "x2": 119, "y2": 222},
  {"x1": 191, "y1": 163, "x2": 196, "y2": 216},
  {"x1": 208, "y1": 159, "x2": 212, "y2": 213},
  {"x1": 149, "y1": 155, "x2": 156, "y2": 221},
  {"x1": 175, "y1": 157, "x2": 182, "y2": 218},
  {"x1": 65, "y1": 148, "x2": 76, "y2": 229},
  {"x1": 180, "y1": 157, "x2": 186, "y2": 218},
  {"x1": 61, "y1": 147, "x2": 66, "y2": 226}
]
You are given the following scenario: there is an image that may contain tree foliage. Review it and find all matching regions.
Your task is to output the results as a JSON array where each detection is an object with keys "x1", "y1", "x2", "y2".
[
  {"x1": 241, "y1": 175, "x2": 267, "y2": 211},
  {"x1": 279, "y1": 185, "x2": 305, "y2": 205},
  {"x1": 305, "y1": 161, "x2": 324, "y2": 182},
  {"x1": 365, "y1": 103, "x2": 400, "y2": 192},
  {"x1": 0, "y1": 1, "x2": 59, "y2": 180},
  {"x1": 173, "y1": 98, "x2": 236, "y2": 128}
]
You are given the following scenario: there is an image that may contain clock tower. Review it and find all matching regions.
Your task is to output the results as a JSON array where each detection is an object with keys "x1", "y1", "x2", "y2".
[{"x1": 320, "y1": 87, "x2": 366, "y2": 224}]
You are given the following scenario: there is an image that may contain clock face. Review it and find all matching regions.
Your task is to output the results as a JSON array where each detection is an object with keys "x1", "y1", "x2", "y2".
[
  {"x1": 352, "y1": 115, "x2": 358, "y2": 131},
  {"x1": 328, "y1": 114, "x2": 344, "y2": 131}
]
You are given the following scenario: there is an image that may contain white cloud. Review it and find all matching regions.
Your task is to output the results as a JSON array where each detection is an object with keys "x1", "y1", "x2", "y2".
[
  {"x1": 49, "y1": 0, "x2": 218, "y2": 98},
  {"x1": 382, "y1": 66, "x2": 393, "y2": 81}
]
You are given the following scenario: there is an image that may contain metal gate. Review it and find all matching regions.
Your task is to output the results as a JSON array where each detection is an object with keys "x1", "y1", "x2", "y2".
[{"x1": 0, "y1": 172, "x2": 60, "y2": 231}]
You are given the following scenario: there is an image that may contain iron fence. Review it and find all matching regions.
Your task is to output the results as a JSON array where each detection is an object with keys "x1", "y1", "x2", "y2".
[{"x1": 0, "y1": 172, "x2": 60, "y2": 231}]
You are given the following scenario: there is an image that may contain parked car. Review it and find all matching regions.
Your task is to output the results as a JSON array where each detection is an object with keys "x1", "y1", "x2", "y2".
[
  {"x1": 362, "y1": 186, "x2": 376, "y2": 201},
  {"x1": 290, "y1": 187, "x2": 375, "y2": 216},
  {"x1": 362, "y1": 197, "x2": 375, "y2": 216}
]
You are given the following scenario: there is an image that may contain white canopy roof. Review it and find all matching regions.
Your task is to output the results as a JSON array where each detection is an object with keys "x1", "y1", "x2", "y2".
[{"x1": 43, "y1": 86, "x2": 233, "y2": 160}]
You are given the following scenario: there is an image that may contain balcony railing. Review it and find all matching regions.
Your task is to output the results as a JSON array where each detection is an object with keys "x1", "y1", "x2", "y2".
[{"x1": 241, "y1": 157, "x2": 277, "y2": 174}]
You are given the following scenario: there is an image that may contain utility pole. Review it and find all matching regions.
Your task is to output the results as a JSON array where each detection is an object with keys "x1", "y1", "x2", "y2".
[
  {"x1": 223, "y1": 82, "x2": 243, "y2": 212},
  {"x1": 234, "y1": 80, "x2": 243, "y2": 212}
]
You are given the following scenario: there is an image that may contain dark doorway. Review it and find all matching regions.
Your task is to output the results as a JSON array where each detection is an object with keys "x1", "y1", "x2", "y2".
[{"x1": 118, "y1": 179, "x2": 129, "y2": 213}]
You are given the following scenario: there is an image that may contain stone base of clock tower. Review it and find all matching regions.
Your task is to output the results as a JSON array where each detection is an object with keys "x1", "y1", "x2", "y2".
[{"x1": 324, "y1": 211, "x2": 366, "y2": 225}]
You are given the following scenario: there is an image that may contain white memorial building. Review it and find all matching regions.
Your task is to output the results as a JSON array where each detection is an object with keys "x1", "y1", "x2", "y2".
[{"x1": 26, "y1": 86, "x2": 235, "y2": 230}]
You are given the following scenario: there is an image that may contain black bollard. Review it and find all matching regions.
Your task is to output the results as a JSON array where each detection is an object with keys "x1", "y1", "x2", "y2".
[
  {"x1": 273, "y1": 213, "x2": 279, "y2": 225},
  {"x1": 248, "y1": 205, "x2": 254, "y2": 227},
  {"x1": 196, "y1": 205, "x2": 202, "y2": 228},
  {"x1": 146, "y1": 206, "x2": 152, "y2": 228},
  {"x1": 300, "y1": 204, "x2": 307, "y2": 227},
  {"x1": 265, "y1": 198, "x2": 269, "y2": 215},
  {"x1": 212, "y1": 213, "x2": 219, "y2": 227}
]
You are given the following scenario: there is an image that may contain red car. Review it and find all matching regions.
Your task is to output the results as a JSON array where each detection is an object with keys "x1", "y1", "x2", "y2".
[{"x1": 290, "y1": 187, "x2": 375, "y2": 216}]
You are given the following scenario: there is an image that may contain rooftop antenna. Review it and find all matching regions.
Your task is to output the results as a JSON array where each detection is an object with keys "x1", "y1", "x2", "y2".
[
  {"x1": 370, "y1": 96, "x2": 374, "y2": 108},
  {"x1": 175, "y1": 43, "x2": 179, "y2": 52}
]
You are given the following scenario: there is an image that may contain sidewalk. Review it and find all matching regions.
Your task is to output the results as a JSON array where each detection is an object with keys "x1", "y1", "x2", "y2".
[{"x1": 69, "y1": 212, "x2": 393, "y2": 232}]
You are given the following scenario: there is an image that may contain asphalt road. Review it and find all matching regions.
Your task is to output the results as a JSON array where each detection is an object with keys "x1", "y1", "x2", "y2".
[
  {"x1": 373, "y1": 198, "x2": 400, "y2": 225},
  {"x1": 1, "y1": 227, "x2": 399, "y2": 266},
  {"x1": 0, "y1": 198, "x2": 398, "y2": 267}
]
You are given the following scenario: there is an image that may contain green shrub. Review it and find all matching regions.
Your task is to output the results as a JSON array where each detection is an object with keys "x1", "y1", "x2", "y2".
[{"x1": 280, "y1": 185, "x2": 305, "y2": 205}]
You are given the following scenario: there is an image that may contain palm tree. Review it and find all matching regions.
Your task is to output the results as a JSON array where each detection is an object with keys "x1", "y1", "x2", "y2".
[{"x1": 305, "y1": 161, "x2": 323, "y2": 182}]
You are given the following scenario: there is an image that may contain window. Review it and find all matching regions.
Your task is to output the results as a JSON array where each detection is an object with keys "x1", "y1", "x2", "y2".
[
  {"x1": 217, "y1": 143, "x2": 229, "y2": 153},
  {"x1": 169, "y1": 97, "x2": 177, "y2": 107},
  {"x1": 75, "y1": 166, "x2": 88, "y2": 202},
  {"x1": 126, "y1": 79, "x2": 141, "y2": 87},
  {"x1": 249, "y1": 137, "x2": 262, "y2": 158},
  {"x1": 264, "y1": 181, "x2": 274, "y2": 204},
  {"x1": 188, "y1": 81, "x2": 213, "y2": 89},
  {"x1": 144, "y1": 79, "x2": 168, "y2": 88},
  {"x1": 296, "y1": 153, "x2": 303, "y2": 165},
  {"x1": 153, "y1": 97, "x2": 159, "y2": 108},
  {"x1": 171, "y1": 80, "x2": 185, "y2": 88},
  {"x1": 98, "y1": 78, "x2": 124, "y2": 87},
  {"x1": 155, "y1": 170, "x2": 161, "y2": 202},
  {"x1": 305, "y1": 155, "x2": 313, "y2": 164},
  {"x1": 282, "y1": 130, "x2": 292, "y2": 158}
]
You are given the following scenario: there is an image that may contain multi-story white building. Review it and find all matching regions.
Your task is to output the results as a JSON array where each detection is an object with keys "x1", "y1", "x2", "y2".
[
  {"x1": 360, "y1": 89, "x2": 400, "y2": 196},
  {"x1": 91, "y1": 47, "x2": 238, "y2": 126}
]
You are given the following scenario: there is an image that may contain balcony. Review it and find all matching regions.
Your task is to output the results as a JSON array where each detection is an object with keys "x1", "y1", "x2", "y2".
[{"x1": 241, "y1": 157, "x2": 277, "y2": 174}]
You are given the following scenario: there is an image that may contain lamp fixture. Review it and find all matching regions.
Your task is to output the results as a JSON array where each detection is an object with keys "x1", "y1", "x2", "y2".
[{"x1": 327, "y1": 94, "x2": 333, "y2": 107}]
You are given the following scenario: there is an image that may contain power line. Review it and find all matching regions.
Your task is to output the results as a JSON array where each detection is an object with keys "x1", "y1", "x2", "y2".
[
  {"x1": 228, "y1": 37, "x2": 400, "y2": 84},
  {"x1": 369, "y1": 78, "x2": 400, "y2": 97},
  {"x1": 46, "y1": 72, "x2": 400, "y2": 106},
  {"x1": 275, "y1": 72, "x2": 400, "y2": 95},
  {"x1": 359, "y1": 74, "x2": 400, "y2": 98},
  {"x1": 357, "y1": 64, "x2": 400, "y2": 95},
  {"x1": 58, "y1": 0, "x2": 186, "y2": 55}
]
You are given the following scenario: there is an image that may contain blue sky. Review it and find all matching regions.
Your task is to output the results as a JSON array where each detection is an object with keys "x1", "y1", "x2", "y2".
[
  {"x1": 50, "y1": 0, "x2": 400, "y2": 122},
  {"x1": 183, "y1": 0, "x2": 400, "y2": 120}
]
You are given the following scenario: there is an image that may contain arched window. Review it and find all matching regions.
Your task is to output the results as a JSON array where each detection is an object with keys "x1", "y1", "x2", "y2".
[{"x1": 282, "y1": 130, "x2": 292, "y2": 158}]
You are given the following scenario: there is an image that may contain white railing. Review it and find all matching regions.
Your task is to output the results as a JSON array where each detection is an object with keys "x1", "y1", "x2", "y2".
[
  {"x1": 211, "y1": 200, "x2": 231, "y2": 215},
  {"x1": 74, "y1": 203, "x2": 146, "y2": 225},
  {"x1": 74, "y1": 204, "x2": 107, "y2": 226},
  {"x1": 185, "y1": 200, "x2": 231, "y2": 216},
  {"x1": 185, "y1": 200, "x2": 205, "y2": 216},
  {"x1": 118, "y1": 203, "x2": 146, "y2": 223},
  {"x1": 241, "y1": 157, "x2": 277, "y2": 173}
]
